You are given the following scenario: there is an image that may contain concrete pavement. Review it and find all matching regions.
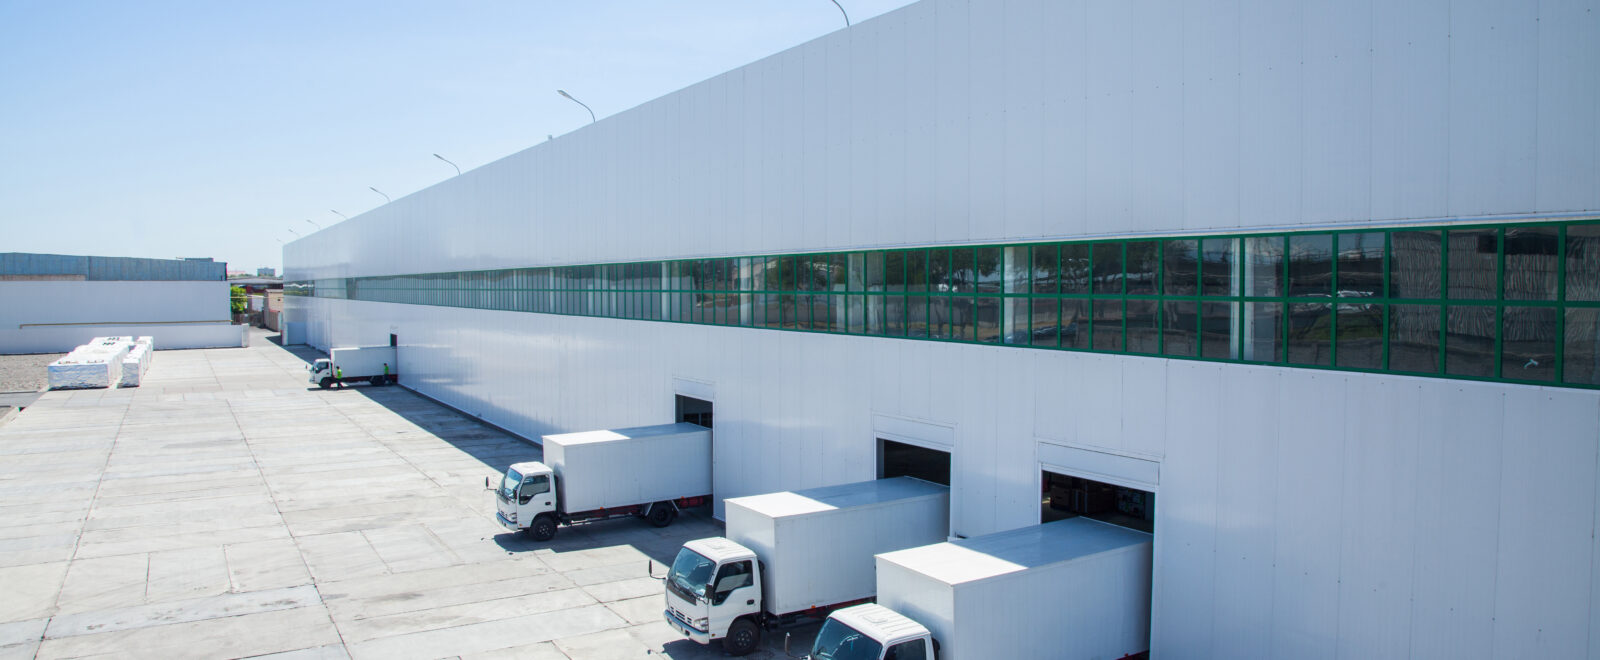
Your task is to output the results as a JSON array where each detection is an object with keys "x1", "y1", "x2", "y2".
[{"x1": 0, "y1": 329, "x2": 799, "y2": 659}]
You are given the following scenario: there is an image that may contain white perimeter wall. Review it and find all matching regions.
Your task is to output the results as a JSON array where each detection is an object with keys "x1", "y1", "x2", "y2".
[
  {"x1": 1, "y1": 281, "x2": 240, "y2": 353},
  {"x1": 286, "y1": 0, "x2": 1600, "y2": 657}
]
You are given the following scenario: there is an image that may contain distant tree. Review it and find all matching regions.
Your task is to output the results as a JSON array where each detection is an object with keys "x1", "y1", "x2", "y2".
[{"x1": 230, "y1": 286, "x2": 247, "y2": 314}]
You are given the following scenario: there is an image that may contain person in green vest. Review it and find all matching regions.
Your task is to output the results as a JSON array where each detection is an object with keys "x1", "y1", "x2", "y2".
[{"x1": 335, "y1": 365, "x2": 343, "y2": 388}]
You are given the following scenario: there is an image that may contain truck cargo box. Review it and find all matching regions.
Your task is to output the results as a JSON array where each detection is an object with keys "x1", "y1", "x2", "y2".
[
  {"x1": 329, "y1": 346, "x2": 396, "y2": 377},
  {"x1": 725, "y1": 476, "x2": 949, "y2": 616},
  {"x1": 875, "y1": 517, "x2": 1152, "y2": 660},
  {"x1": 542, "y1": 423, "x2": 711, "y2": 513}
]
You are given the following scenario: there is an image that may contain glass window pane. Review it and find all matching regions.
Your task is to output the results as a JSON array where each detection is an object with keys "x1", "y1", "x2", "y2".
[
  {"x1": 1390, "y1": 230, "x2": 1441, "y2": 299},
  {"x1": 1163, "y1": 301, "x2": 1198, "y2": 357},
  {"x1": 1335, "y1": 302, "x2": 1382, "y2": 369},
  {"x1": 1245, "y1": 237, "x2": 1284, "y2": 297},
  {"x1": 1093, "y1": 244, "x2": 1123, "y2": 295},
  {"x1": 1201, "y1": 302, "x2": 1239, "y2": 359},
  {"x1": 865, "y1": 252, "x2": 885, "y2": 292},
  {"x1": 1061, "y1": 244, "x2": 1091, "y2": 294},
  {"x1": 907, "y1": 295, "x2": 929, "y2": 337},
  {"x1": 1447, "y1": 228, "x2": 1498, "y2": 300},
  {"x1": 1126, "y1": 241, "x2": 1159, "y2": 295},
  {"x1": 1337, "y1": 233, "x2": 1384, "y2": 299},
  {"x1": 1445, "y1": 305, "x2": 1496, "y2": 378},
  {"x1": 1164, "y1": 240, "x2": 1198, "y2": 297},
  {"x1": 906, "y1": 251, "x2": 928, "y2": 292},
  {"x1": 976, "y1": 297, "x2": 1001, "y2": 343},
  {"x1": 1030, "y1": 298, "x2": 1059, "y2": 347},
  {"x1": 1502, "y1": 306, "x2": 1556, "y2": 381},
  {"x1": 975, "y1": 247, "x2": 1001, "y2": 294},
  {"x1": 951, "y1": 248, "x2": 975, "y2": 293},
  {"x1": 1126, "y1": 300, "x2": 1159, "y2": 354},
  {"x1": 830, "y1": 254, "x2": 849, "y2": 292},
  {"x1": 1389, "y1": 304, "x2": 1441, "y2": 374},
  {"x1": 1061, "y1": 299, "x2": 1089, "y2": 349},
  {"x1": 1504, "y1": 225, "x2": 1558, "y2": 301},
  {"x1": 1287, "y1": 302, "x2": 1333, "y2": 366},
  {"x1": 950, "y1": 296, "x2": 976, "y2": 341},
  {"x1": 1003, "y1": 296, "x2": 1031, "y2": 344},
  {"x1": 845, "y1": 295, "x2": 864, "y2": 333},
  {"x1": 1565, "y1": 308, "x2": 1600, "y2": 385},
  {"x1": 1566, "y1": 224, "x2": 1600, "y2": 301},
  {"x1": 820, "y1": 295, "x2": 842, "y2": 332},
  {"x1": 866, "y1": 295, "x2": 884, "y2": 335},
  {"x1": 1003, "y1": 247, "x2": 1030, "y2": 294},
  {"x1": 1288, "y1": 235, "x2": 1333, "y2": 298},
  {"x1": 846, "y1": 254, "x2": 864, "y2": 293},
  {"x1": 1201, "y1": 238, "x2": 1238, "y2": 297},
  {"x1": 1032, "y1": 245, "x2": 1060, "y2": 294},
  {"x1": 927, "y1": 295, "x2": 950, "y2": 339},
  {"x1": 886, "y1": 295, "x2": 906, "y2": 336},
  {"x1": 1092, "y1": 299, "x2": 1123, "y2": 351}
]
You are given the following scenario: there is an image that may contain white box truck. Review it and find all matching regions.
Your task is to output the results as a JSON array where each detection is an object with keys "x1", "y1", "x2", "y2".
[
  {"x1": 809, "y1": 517, "x2": 1151, "y2": 660},
  {"x1": 308, "y1": 346, "x2": 396, "y2": 388},
  {"x1": 662, "y1": 477, "x2": 949, "y2": 656},
  {"x1": 494, "y1": 423, "x2": 711, "y2": 541}
]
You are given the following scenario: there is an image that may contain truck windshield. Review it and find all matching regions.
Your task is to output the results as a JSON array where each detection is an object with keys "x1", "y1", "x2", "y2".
[
  {"x1": 811, "y1": 618, "x2": 884, "y2": 660},
  {"x1": 666, "y1": 547, "x2": 715, "y2": 603},
  {"x1": 499, "y1": 469, "x2": 521, "y2": 501}
]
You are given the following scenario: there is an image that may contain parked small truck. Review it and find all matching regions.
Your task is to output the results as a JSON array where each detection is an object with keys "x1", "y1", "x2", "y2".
[
  {"x1": 309, "y1": 346, "x2": 397, "y2": 388},
  {"x1": 790, "y1": 517, "x2": 1152, "y2": 660},
  {"x1": 662, "y1": 477, "x2": 949, "y2": 655},
  {"x1": 495, "y1": 423, "x2": 711, "y2": 541}
]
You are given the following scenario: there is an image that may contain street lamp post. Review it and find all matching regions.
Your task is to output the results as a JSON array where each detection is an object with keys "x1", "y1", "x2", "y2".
[
  {"x1": 433, "y1": 153, "x2": 461, "y2": 176},
  {"x1": 305, "y1": 219, "x2": 321, "y2": 229},
  {"x1": 287, "y1": 228, "x2": 300, "y2": 237},
  {"x1": 828, "y1": 0, "x2": 850, "y2": 26},
  {"x1": 330, "y1": 210, "x2": 348, "y2": 220},
  {"x1": 557, "y1": 90, "x2": 597, "y2": 124},
  {"x1": 370, "y1": 187, "x2": 391, "y2": 203}
]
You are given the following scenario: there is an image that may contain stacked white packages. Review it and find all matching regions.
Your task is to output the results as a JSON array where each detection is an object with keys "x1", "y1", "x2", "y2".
[
  {"x1": 47, "y1": 337, "x2": 135, "y2": 390},
  {"x1": 119, "y1": 338, "x2": 154, "y2": 387}
]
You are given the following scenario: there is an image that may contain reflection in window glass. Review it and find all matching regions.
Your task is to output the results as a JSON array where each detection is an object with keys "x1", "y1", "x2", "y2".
[
  {"x1": 1061, "y1": 299, "x2": 1089, "y2": 349},
  {"x1": 1288, "y1": 235, "x2": 1333, "y2": 298},
  {"x1": 1201, "y1": 238, "x2": 1238, "y2": 297},
  {"x1": 1504, "y1": 225, "x2": 1558, "y2": 301},
  {"x1": 1245, "y1": 237, "x2": 1283, "y2": 298},
  {"x1": 1567, "y1": 224, "x2": 1600, "y2": 301},
  {"x1": 906, "y1": 295, "x2": 928, "y2": 337},
  {"x1": 1565, "y1": 308, "x2": 1600, "y2": 385},
  {"x1": 1030, "y1": 298, "x2": 1059, "y2": 347},
  {"x1": 928, "y1": 250, "x2": 953, "y2": 294},
  {"x1": 1447, "y1": 229, "x2": 1498, "y2": 300},
  {"x1": 1126, "y1": 300, "x2": 1159, "y2": 354},
  {"x1": 1337, "y1": 233, "x2": 1384, "y2": 299},
  {"x1": 975, "y1": 247, "x2": 1001, "y2": 294},
  {"x1": 906, "y1": 251, "x2": 929, "y2": 292},
  {"x1": 886, "y1": 296, "x2": 906, "y2": 336},
  {"x1": 1126, "y1": 241, "x2": 1159, "y2": 295},
  {"x1": 950, "y1": 248, "x2": 974, "y2": 293},
  {"x1": 1163, "y1": 301, "x2": 1198, "y2": 357},
  {"x1": 1200, "y1": 302, "x2": 1238, "y2": 359},
  {"x1": 865, "y1": 295, "x2": 884, "y2": 335},
  {"x1": 1390, "y1": 231, "x2": 1441, "y2": 299},
  {"x1": 885, "y1": 252, "x2": 906, "y2": 293},
  {"x1": 950, "y1": 296, "x2": 976, "y2": 341},
  {"x1": 864, "y1": 253, "x2": 884, "y2": 292},
  {"x1": 847, "y1": 296, "x2": 865, "y2": 334},
  {"x1": 1389, "y1": 305, "x2": 1440, "y2": 373},
  {"x1": 1061, "y1": 244, "x2": 1091, "y2": 294},
  {"x1": 1093, "y1": 244, "x2": 1123, "y2": 295},
  {"x1": 1003, "y1": 297, "x2": 1030, "y2": 344},
  {"x1": 1092, "y1": 299, "x2": 1123, "y2": 351},
  {"x1": 1003, "y1": 247, "x2": 1030, "y2": 294},
  {"x1": 1502, "y1": 306, "x2": 1556, "y2": 381},
  {"x1": 1445, "y1": 305, "x2": 1496, "y2": 377},
  {"x1": 928, "y1": 296, "x2": 950, "y2": 339},
  {"x1": 1287, "y1": 302, "x2": 1332, "y2": 366},
  {"x1": 976, "y1": 297, "x2": 1001, "y2": 343},
  {"x1": 1164, "y1": 240, "x2": 1198, "y2": 296},
  {"x1": 1335, "y1": 303, "x2": 1383, "y2": 369},
  {"x1": 1032, "y1": 245, "x2": 1059, "y2": 294}
]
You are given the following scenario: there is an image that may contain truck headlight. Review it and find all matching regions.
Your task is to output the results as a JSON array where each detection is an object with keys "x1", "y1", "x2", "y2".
[{"x1": 693, "y1": 617, "x2": 708, "y2": 630}]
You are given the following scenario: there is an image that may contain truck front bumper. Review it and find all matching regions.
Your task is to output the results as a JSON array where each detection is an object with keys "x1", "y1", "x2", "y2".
[
  {"x1": 495, "y1": 511, "x2": 521, "y2": 532},
  {"x1": 663, "y1": 610, "x2": 713, "y2": 645}
]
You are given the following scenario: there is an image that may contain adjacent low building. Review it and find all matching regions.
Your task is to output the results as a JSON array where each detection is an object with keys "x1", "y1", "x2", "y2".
[
  {"x1": 1, "y1": 253, "x2": 245, "y2": 353},
  {"x1": 286, "y1": 0, "x2": 1600, "y2": 657}
]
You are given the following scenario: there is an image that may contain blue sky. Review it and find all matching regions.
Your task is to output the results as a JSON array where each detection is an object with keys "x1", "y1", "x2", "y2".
[{"x1": 0, "y1": 1, "x2": 919, "y2": 274}]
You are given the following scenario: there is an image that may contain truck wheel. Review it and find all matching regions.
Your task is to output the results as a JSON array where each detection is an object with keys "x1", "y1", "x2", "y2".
[
  {"x1": 722, "y1": 617, "x2": 761, "y2": 656},
  {"x1": 646, "y1": 503, "x2": 677, "y2": 528},
  {"x1": 528, "y1": 515, "x2": 557, "y2": 542},
  {"x1": 318, "y1": 377, "x2": 332, "y2": 389},
  {"x1": 369, "y1": 376, "x2": 383, "y2": 386}
]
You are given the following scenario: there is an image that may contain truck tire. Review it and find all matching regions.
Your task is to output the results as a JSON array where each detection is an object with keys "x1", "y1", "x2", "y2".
[
  {"x1": 369, "y1": 376, "x2": 383, "y2": 386},
  {"x1": 646, "y1": 502, "x2": 677, "y2": 528},
  {"x1": 722, "y1": 617, "x2": 761, "y2": 656},
  {"x1": 528, "y1": 515, "x2": 558, "y2": 542},
  {"x1": 318, "y1": 377, "x2": 332, "y2": 389}
]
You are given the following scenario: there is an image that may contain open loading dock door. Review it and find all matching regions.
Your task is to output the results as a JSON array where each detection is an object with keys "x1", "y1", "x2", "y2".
[
  {"x1": 1042, "y1": 470, "x2": 1154, "y2": 533},
  {"x1": 878, "y1": 438, "x2": 950, "y2": 486},
  {"x1": 675, "y1": 395, "x2": 712, "y2": 428}
]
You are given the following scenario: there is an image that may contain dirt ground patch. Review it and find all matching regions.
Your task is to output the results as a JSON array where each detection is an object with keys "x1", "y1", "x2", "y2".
[{"x1": 0, "y1": 352, "x2": 64, "y2": 393}]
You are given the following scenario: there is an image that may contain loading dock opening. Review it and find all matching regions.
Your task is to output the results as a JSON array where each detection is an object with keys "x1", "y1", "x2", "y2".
[
  {"x1": 1041, "y1": 470, "x2": 1154, "y2": 533},
  {"x1": 675, "y1": 395, "x2": 712, "y2": 428},
  {"x1": 878, "y1": 438, "x2": 950, "y2": 486}
]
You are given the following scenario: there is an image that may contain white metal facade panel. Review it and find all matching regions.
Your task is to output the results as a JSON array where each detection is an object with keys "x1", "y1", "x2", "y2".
[{"x1": 285, "y1": 0, "x2": 1600, "y2": 657}]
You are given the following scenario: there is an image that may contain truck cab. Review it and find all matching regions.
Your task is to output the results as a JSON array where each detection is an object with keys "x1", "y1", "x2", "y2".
[
  {"x1": 494, "y1": 461, "x2": 557, "y2": 538},
  {"x1": 663, "y1": 537, "x2": 765, "y2": 654},
  {"x1": 806, "y1": 604, "x2": 936, "y2": 660},
  {"x1": 307, "y1": 358, "x2": 331, "y2": 384}
]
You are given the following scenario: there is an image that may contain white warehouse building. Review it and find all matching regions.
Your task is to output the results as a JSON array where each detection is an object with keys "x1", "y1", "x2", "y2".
[{"x1": 286, "y1": 0, "x2": 1600, "y2": 657}]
